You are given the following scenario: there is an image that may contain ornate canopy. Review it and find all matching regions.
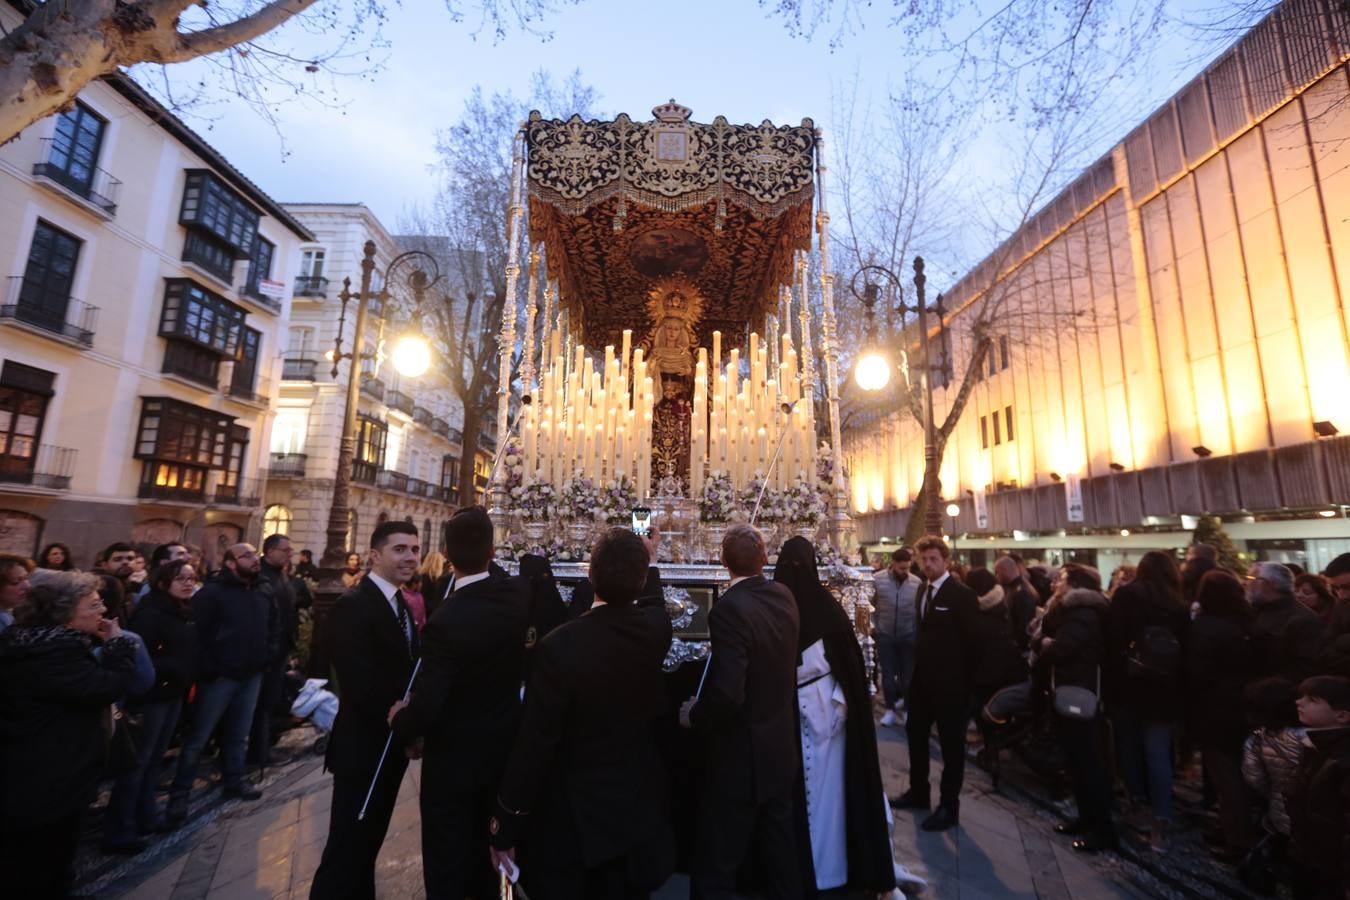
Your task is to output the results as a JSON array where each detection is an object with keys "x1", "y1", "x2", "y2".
[{"x1": 525, "y1": 101, "x2": 818, "y2": 349}]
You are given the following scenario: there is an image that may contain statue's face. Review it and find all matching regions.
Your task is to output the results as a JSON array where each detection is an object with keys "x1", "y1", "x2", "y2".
[{"x1": 662, "y1": 318, "x2": 683, "y2": 343}]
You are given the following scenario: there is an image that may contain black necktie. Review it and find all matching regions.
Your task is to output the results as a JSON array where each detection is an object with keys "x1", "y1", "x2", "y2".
[
  {"x1": 923, "y1": 584, "x2": 935, "y2": 622},
  {"x1": 394, "y1": 590, "x2": 412, "y2": 657}
]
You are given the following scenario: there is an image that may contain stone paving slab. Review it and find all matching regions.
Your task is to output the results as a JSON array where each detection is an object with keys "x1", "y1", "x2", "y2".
[{"x1": 98, "y1": 720, "x2": 1199, "y2": 899}]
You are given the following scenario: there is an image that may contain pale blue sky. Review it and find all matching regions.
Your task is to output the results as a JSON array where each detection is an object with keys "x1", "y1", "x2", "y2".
[{"x1": 143, "y1": 0, "x2": 1255, "y2": 264}]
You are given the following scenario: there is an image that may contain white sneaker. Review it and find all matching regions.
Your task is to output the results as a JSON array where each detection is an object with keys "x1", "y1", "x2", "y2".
[
  {"x1": 880, "y1": 709, "x2": 898, "y2": 727},
  {"x1": 894, "y1": 863, "x2": 927, "y2": 895}
]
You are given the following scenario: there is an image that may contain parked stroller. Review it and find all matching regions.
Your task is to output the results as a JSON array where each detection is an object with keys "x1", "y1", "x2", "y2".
[{"x1": 290, "y1": 678, "x2": 338, "y2": 757}]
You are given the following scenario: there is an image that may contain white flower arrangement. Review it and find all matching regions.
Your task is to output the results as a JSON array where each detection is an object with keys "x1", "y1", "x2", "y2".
[
  {"x1": 787, "y1": 477, "x2": 826, "y2": 524},
  {"x1": 699, "y1": 470, "x2": 736, "y2": 523},
  {"x1": 595, "y1": 474, "x2": 638, "y2": 524},
  {"x1": 517, "y1": 478, "x2": 558, "y2": 520},
  {"x1": 559, "y1": 475, "x2": 601, "y2": 521}
]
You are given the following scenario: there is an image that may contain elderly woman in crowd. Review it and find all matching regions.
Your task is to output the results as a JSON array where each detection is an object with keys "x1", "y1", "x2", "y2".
[
  {"x1": 0, "y1": 570, "x2": 139, "y2": 896},
  {"x1": 103, "y1": 559, "x2": 199, "y2": 852}
]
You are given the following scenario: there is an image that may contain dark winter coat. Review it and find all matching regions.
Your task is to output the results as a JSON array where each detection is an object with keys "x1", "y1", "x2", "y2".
[
  {"x1": 1104, "y1": 579, "x2": 1189, "y2": 719},
  {"x1": 257, "y1": 562, "x2": 299, "y2": 666},
  {"x1": 1285, "y1": 725, "x2": 1350, "y2": 884},
  {"x1": 1003, "y1": 577, "x2": 1040, "y2": 654},
  {"x1": 193, "y1": 568, "x2": 269, "y2": 681},
  {"x1": 1184, "y1": 613, "x2": 1256, "y2": 746},
  {"x1": 1252, "y1": 595, "x2": 1322, "y2": 683},
  {"x1": 971, "y1": 585, "x2": 1028, "y2": 694},
  {"x1": 127, "y1": 589, "x2": 197, "y2": 703},
  {"x1": 1033, "y1": 588, "x2": 1108, "y2": 695},
  {"x1": 1315, "y1": 631, "x2": 1350, "y2": 680},
  {"x1": 1242, "y1": 726, "x2": 1306, "y2": 836},
  {"x1": 0, "y1": 627, "x2": 138, "y2": 823}
]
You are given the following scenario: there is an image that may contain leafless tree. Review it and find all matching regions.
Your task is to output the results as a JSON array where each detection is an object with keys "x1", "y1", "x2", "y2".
[
  {"x1": 399, "y1": 71, "x2": 601, "y2": 506},
  {"x1": 0, "y1": 0, "x2": 576, "y2": 146}
]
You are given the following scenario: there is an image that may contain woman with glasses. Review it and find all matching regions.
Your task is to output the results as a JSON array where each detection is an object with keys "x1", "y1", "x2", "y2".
[{"x1": 103, "y1": 559, "x2": 199, "y2": 850}]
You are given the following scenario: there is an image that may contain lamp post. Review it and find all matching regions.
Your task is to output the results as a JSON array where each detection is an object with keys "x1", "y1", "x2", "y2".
[
  {"x1": 320, "y1": 240, "x2": 441, "y2": 566},
  {"x1": 848, "y1": 257, "x2": 949, "y2": 537},
  {"x1": 945, "y1": 502, "x2": 962, "y2": 561}
]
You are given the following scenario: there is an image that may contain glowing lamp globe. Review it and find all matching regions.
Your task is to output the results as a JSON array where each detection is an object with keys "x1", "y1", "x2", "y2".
[
  {"x1": 391, "y1": 335, "x2": 431, "y2": 377},
  {"x1": 854, "y1": 353, "x2": 890, "y2": 391},
  {"x1": 945, "y1": 503, "x2": 961, "y2": 518}
]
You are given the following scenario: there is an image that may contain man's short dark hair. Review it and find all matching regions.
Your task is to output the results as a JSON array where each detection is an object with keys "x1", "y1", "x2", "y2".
[
  {"x1": 722, "y1": 525, "x2": 766, "y2": 576},
  {"x1": 300, "y1": 549, "x2": 314, "y2": 561},
  {"x1": 1325, "y1": 552, "x2": 1350, "y2": 578},
  {"x1": 444, "y1": 507, "x2": 493, "y2": 573},
  {"x1": 1298, "y1": 675, "x2": 1350, "y2": 713},
  {"x1": 150, "y1": 542, "x2": 186, "y2": 567},
  {"x1": 891, "y1": 548, "x2": 912, "y2": 563},
  {"x1": 371, "y1": 520, "x2": 418, "y2": 552},
  {"x1": 590, "y1": 528, "x2": 650, "y2": 606},
  {"x1": 915, "y1": 535, "x2": 950, "y2": 559},
  {"x1": 262, "y1": 533, "x2": 290, "y2": 553},
  {"x1": 102, "y1": 542, "x2": 134, "y2": 559}
]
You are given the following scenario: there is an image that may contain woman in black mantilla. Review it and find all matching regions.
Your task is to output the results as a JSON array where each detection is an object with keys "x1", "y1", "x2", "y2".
[{"x1": 774, "y1": 536, "x2": 902, "y2": 895}]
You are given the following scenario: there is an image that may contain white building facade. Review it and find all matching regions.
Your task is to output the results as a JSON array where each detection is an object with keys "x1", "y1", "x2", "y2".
[
  {"x1": 0, "y1": 60, "x2": 311, "y2": 567},
  {"x1": 264, "y1": 204, "x2": 487, "y2": 557}
]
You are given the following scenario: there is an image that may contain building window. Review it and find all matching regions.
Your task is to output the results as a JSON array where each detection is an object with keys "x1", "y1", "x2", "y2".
[
  {"x1": 441, "y1": 455, "x2": 459, "y2": 501},
  {"x1": 45, "y1": 103, "x2": 106, "y2": 195},
  {"x1": 354, "y1": 415, "x2": 388, "y2": 483},
  {"x1": 0, "y1": 363, "x2": 53, "y2": 483},
  {"x1": 1005, "y1": 405, "x2": 1014, "y2": 442},
  {"x1": 182, "y1": 230, "x2": 237, "y2": 283},
  {"x1": 159, "y1": 279, "x2": 246, "y2": 386},
  {"x1": 229, "y1": 326, "x2": 261, "y2": 398},
  {"x1": 134, "y1": 397, "x2": 234, "y2": 501},
  {"x1": 263, "y1": 504, "x2": 292, "y2": 540},
  {"x1": 16, "y1": 220, "x2": 81, "y2": 336},
  {"x1": 980, "y1": 416, "x2": 989, "y2": 450},
  {"x1": 179, "y1": 170, "x2": 260, "y2": 257},
  {"x1": 245, "y1": 236, "x2": 275, "y2": 297},
  {"x1": 300, "y1": 249, "x2": 325, "y2": 278},
  {"x1": 999, "y1": 335, "x2": 1010, "y2": 371},
  {"x1": 288, "y1": 327, "x2": 315, "y2": 356},
  {"x1": 992, "y1": 410, "x2": 1002, "y2": 445},
  {"x1": 214, "y1": 424, "x2": 249, "y2": 502}
]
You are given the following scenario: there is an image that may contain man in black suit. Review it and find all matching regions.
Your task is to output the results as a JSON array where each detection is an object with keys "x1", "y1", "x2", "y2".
[
  {"x1": 891, "y1": 534, "x2": 982, "y2": 832},
  {"x1": 310, "y1": 522, "x2": 422, "y2": 899},
  {"x1": 489, "y1": 527, "x2": 675, "y2": 899},
  {"x1": 388, "y1": 507, "x2": 529, "y2": 899},
  {"x1": 680, "y1": 524, "x2": 803, "y2": 900}
]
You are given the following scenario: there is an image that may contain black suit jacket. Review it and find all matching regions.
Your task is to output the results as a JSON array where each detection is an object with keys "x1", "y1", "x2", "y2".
[
  {"x1": 690, "y1": 574, "x2": 800, "y2": 803},
  {"x1": 324, "y1": 576, "x2": 419, "y2": 776},
  {"x1": 911, "y1": 575, "x2": 982, "y2": 700},
  {"x1": 496, "y1": 595, "x2": 675, "y2": 877},
  {"x1": 390, "y1": 571, "x2": 529, "y2": 789}
]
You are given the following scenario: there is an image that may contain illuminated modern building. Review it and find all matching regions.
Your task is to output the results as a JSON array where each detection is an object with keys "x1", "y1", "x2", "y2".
[{"x1": 845, "y1": 0, "x2": 1350, "y2": 572}]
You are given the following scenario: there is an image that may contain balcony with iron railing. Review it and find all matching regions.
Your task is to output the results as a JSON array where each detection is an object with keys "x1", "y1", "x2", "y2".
[
  {"x1": 353, "y1": 460, "x2": 379, "y2": 485},
  {"x1": 32, "y1": 138, "x2": 121, "y2": 217},
  {"x1": 386, "y1": 389, "x2": 414, "y2": 415},
  {"x1": 406, "y1": 477, "x2": 441, "y2": 500},
  {"x1": 0, "y1": 444, "x2": 77, "y2": 490},
  {"x1": 375, "y1": 469, "x2": 409, "y2": 493},
  {"x1": 360, "y1": 377, "x2": 385, "y2": 402},
  {"x1": 413, "y1": 405, "x2": 433, "y2": 426},
  {"x1": 431, "y1": 417, "x2": 450, "y2": 437},
  {"x1": 225, "y1": 375, "x2": 272, "y2": 406},
  {"x1": 293, "y1": 275, "x2": 329, "y2": 298},
  {"x1": 447, "y1": 427, "x2": 464, "y2": 445},
  {"x1": 213, "y1": 476, "x2": 263, "y2": 507},
  {"x1": 2, "y1": 276, "x2": 99, "y2": 347},
  {"x1": 281, "y1": 357, "x2": 318, "y2": 381},
  {"x1": 268, "y1": 452, "x2": 307, "y2": 478},
  {"x1": 239, "y1": 281, "x2": 283, "y2": 314},
  {"x1": 441, "y1": 486, "x2": 458, "y2": 503}
]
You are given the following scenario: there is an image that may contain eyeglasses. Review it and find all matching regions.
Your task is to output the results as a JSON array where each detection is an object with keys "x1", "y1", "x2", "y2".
[{"x1": 172, "y1": 575, "x2": 197, "y2": 585}]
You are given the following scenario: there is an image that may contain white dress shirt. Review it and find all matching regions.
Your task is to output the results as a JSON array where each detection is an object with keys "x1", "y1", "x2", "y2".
[
  {"x1": 922, "y1": 571, "x2": 950, "y2": 618},
  {"x1": 367, "y1": 570, "x2": 411, "y2": 644}
]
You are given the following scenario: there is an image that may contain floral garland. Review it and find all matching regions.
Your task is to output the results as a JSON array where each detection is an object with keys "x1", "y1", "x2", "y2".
[
  {"x1": 815, "y1": 441, "x2": 834, "y2": 489},
  {"x1": 595, "y1": 474, "x2": 638, "y2": 524},
  {"x1": 516, "y1": 478, "x2": 558, "y2": 520},
  {"x1": 501, "y1": 438, "x2": 524, "y2": 494},
  {"x1": 558, "y1": 475, "x2": 601, "y2": 520},
  {"x1": 699, "y1": 470, "x2": 736, "y2": 523},
  {"x1": 742, "y1": 474, "x2": 789, "y2": 522}
]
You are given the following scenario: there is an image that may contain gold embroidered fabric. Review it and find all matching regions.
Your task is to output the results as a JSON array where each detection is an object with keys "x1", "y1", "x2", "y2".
[{"x1": 524, "y1": 104, "x2": 817, "y2": 349}]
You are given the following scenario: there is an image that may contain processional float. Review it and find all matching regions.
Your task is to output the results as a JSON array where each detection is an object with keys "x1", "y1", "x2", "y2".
[{"x1": 490, "y1": 100, "x2": 873, "y2": 667}]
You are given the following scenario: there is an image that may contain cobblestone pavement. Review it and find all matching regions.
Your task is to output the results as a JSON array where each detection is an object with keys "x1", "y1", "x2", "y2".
[{"x1": 79, "y1": 718, "x2": 1252, "y2": 899}]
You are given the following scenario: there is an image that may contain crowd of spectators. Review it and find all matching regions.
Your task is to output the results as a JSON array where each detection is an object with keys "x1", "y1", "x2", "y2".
[{"x1": 872, "y1": 544, "x2": 1350, "y2": 897}]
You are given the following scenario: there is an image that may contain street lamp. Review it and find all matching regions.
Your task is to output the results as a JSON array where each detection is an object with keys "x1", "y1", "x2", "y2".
[
  {"x1": 320, "y1": 240, "x2": 442, "y2": 566},
  {"x1": 848, "y1": 257, "x2": 950, "y2": 537},
  {"x1": 945, "y1": 502, "x2": 961, "y2": 561}
]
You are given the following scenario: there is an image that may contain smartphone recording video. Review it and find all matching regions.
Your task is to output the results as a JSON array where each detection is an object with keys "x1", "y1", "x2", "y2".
[{"x1": 631, "y1": 506, "x2": 652, "y2": 536}]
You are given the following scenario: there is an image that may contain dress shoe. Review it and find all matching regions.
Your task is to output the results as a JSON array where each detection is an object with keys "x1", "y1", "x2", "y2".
[
  {"x1": 223, "y1": 784, "x2": 263, "y2": 801},
  {"x1": 101, "y1": 838, "x2": 148, "y2": 856},
  {"x1": 1070, "y1": 833, "x2": 1120, "y2": 854},
  {"x1": 880, "y1": 709, "x2": 898, "y2": 727},
  {"x1": 920, "y1": 806, "x2": 959, "y2": 832},
  {"x1": 889, "y1": 790, "x2": 931, "y2": 811},
  {"x1": 1053, "y1": 819, "x2": 1088, "y2": 836}
]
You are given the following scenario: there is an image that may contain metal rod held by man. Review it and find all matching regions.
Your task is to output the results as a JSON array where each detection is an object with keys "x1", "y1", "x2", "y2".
[{"x1": 358, "y1": 657, "x2": 421, "y2": 821}]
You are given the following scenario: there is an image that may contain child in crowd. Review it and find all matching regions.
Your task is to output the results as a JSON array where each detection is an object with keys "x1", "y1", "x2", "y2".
[
  {"x1": 1285, "y1": 675, "x2": 1350, "y2": 899},
  {"x1": 1240, "y1": 678, "x2": 1305, "y2": 891}
]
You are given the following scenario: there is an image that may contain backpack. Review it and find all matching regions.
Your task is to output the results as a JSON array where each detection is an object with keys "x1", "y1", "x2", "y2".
[{"x1": 1127, "y1": 624, "x2": 1182, "y2": 684}]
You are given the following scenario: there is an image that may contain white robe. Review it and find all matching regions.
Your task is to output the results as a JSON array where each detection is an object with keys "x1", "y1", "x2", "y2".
[{"x1": 797, "y1": 638, "x2": 850, "y2": 890}]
